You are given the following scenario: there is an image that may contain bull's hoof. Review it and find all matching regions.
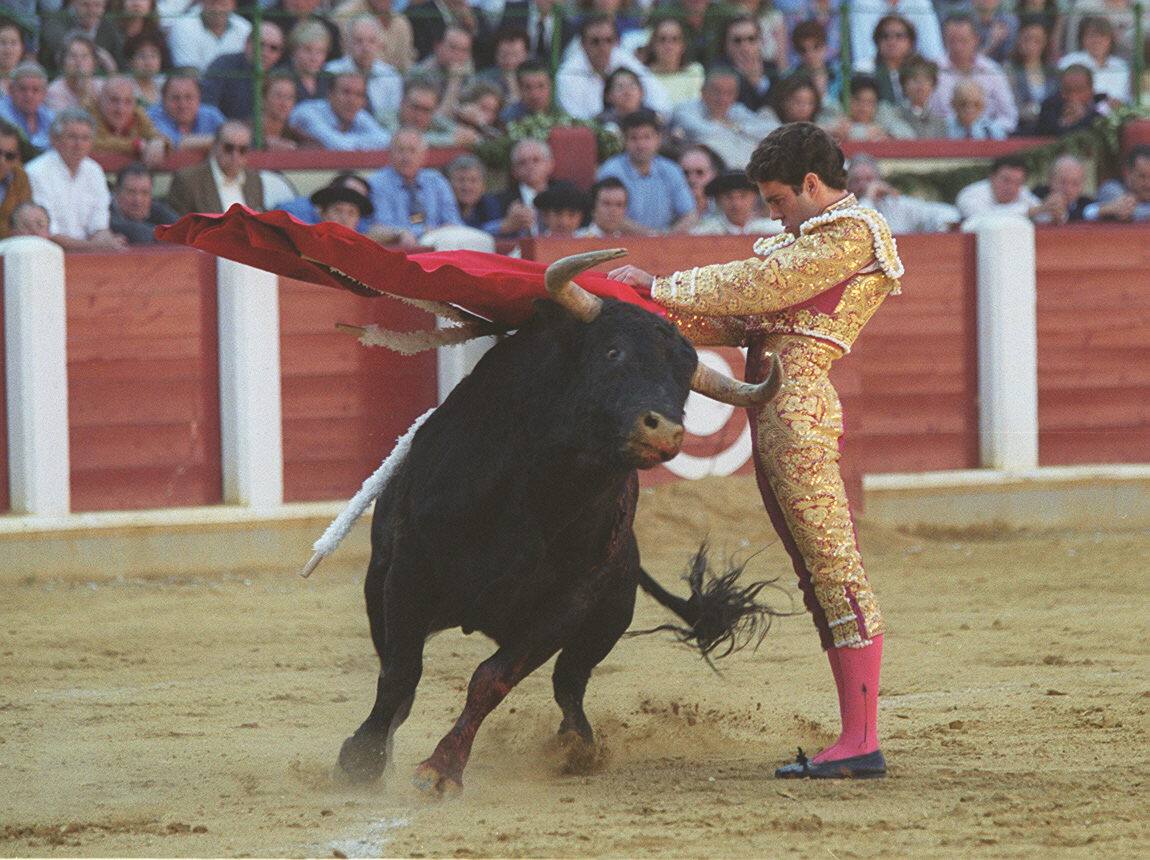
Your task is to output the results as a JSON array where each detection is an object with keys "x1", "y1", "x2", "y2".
[
  {"x1": 336, "y1": 732, "x2": 387, "y2": 784},
  {"x1": 412, "y1": 761, "x2": 463, "y2": 799},
  {"x1": 555, "y1": 729, "x2": 604, "y2": 775}
]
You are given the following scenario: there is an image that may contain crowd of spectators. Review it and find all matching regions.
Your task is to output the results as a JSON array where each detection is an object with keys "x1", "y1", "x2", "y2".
[{"x1": 0, "y1": 0, "x2": 1147, "y2": 248}]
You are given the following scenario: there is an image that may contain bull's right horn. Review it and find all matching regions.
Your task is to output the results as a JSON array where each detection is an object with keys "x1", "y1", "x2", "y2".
[
  {"x1": 544, "y1": 248, "x2": 627, "y2": 322},
  {"x1": 691, "y1": 352, "x2": 784, "y2": 408}
]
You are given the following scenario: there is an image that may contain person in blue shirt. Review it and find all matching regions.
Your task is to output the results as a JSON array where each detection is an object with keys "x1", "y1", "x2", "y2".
[
  {"x1": 0, "y1": 62, "x2": 55, "y2": 153},
  {"x1": 368, "y1": 127, "x2": 462, "y2": 247},
  {"x1": 146, "y1": 71, "x2": 227, "y2": 151},
  {"x1": 288, "y1": 72, "x2": 392, "y2": 151},
  {"x1": 277, "y1": 171, "x2": 376, "y2": 232},
  {"x1": 596, "y1": 108, "x2": 697, "y2": 233}
]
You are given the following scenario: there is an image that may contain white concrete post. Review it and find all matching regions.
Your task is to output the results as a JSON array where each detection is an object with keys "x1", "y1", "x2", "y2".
[
  {"x1": 216, "y1": 258, "x2": 283, "y2": 508},
  {"x1": 965, "y1": 213, "x2": 1039, "y2": 471},
  {"x1": 1, "y1": 237, "x2": 71, "y2": 515}
]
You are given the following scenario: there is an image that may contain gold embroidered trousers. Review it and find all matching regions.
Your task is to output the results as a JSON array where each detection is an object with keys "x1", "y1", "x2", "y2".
[{"x1": 747, "y1": 333, "x2": 884, "y2": 650}]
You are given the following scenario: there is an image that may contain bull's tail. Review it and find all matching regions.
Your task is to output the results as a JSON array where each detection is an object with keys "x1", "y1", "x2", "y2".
[{"x1": 633, "y1": 544, "x2": 793, "y2": 663}]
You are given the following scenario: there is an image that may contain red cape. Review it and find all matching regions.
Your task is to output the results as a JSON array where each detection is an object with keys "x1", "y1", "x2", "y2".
[{"x1": 155, "y1": 205, "x2": 661, "y2": 326}]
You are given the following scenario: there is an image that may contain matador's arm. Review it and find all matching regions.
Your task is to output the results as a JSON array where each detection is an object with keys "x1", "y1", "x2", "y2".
[{"x1": 651, "y1": 218, "x2": 877, "y2": 318}]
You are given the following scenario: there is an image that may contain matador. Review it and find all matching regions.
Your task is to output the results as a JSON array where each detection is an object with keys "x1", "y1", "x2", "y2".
[{"x1": 610, "y1": 123, "x2": 904, "y2": 779}]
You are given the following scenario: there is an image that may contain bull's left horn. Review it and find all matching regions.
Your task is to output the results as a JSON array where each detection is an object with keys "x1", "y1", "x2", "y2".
[
  {"x1": 691, "y1": 352, "x2": 784, "y2": 408},
  {"x1": 544, "y1": 247, "x2": 627, "y2": 322}
]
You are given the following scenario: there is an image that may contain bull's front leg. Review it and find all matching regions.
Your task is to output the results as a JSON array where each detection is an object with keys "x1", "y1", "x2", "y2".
[{"x1": 413, "y1": 646, "x2": 556, "y2": 797}]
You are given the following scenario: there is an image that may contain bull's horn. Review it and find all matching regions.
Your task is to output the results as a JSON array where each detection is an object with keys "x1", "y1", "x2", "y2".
[
  {"x1": 544, "y1": 247, "x2": 627, "y2": 322},
  {"x1": 691, "y1": 352, "x2": 784, "y2": 408}
]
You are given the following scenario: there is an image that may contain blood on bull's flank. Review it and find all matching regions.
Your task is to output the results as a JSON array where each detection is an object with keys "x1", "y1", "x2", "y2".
[{"x1": 328, "y1": 248, "x2": 784, "y2": 797}]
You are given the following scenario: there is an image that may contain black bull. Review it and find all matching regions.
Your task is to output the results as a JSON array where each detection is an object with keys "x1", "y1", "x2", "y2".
[{"x1": 336, "y1": 250, "x2": 783, "y2": 796}]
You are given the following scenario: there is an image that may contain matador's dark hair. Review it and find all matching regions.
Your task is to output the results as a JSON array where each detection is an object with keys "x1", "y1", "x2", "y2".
[{"x1": 746, "y1": 122, "x2": 847, "y2": 193}]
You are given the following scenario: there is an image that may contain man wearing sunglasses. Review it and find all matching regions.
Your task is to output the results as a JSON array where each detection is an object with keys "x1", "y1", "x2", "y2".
[
  {"x1": 0, "y1": 118, "x2": 32, "y2": 240},
  {"x1": 167, "y1": 120, "x2": 264, "y2": 216}
]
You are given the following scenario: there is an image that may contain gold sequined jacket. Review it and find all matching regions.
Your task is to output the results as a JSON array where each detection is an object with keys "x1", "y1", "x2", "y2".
[{"x1": 651, "y1": 195, "x2": 904, "y2": 353}]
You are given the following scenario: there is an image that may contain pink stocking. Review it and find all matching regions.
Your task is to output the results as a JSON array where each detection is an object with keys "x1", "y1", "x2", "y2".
[{"x1": 813, "y1": 634, "x2": 882, "y2": 763}]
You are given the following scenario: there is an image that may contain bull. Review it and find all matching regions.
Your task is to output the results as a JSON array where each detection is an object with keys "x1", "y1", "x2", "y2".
[{"x1": 336, "y1": 249, "x2": 783, "y2": 796}]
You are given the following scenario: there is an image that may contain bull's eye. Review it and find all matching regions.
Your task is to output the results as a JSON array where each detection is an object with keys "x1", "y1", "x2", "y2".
[{"x1": 606, "y1": 347, "x2": 624, "y2": 361}]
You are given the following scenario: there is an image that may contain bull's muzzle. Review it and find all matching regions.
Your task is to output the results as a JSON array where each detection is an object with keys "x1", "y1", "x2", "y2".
[{"x1": 627, "y1": 411, "x2": 685, "y2": 468}]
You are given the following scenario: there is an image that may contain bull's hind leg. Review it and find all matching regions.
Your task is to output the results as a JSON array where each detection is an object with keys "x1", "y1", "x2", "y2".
[
  {"x1": 338, "y1": 555, "x2": 432, "y2": 784},
  {"x1": 552, "y1": 566, "x2": 637, "y2": 768}
]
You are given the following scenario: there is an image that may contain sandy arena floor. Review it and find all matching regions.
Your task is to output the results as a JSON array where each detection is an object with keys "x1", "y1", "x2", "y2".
[{"x1": 1, "y1": 475, "x2": 1147, "y2": 858}]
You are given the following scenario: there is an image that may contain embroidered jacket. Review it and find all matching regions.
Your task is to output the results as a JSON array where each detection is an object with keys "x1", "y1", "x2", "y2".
[{"x1": 651, "y1": 194, "x2": 903, "y2": 353}]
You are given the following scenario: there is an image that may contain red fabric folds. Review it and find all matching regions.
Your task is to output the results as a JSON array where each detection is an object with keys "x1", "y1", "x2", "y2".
[{"x1": 155, "y1": 205, "x2": 663, "y2": 325}]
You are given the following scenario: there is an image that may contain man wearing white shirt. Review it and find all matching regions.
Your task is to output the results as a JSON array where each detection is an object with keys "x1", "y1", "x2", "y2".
[
  {"x1": 850, "y1": 0, "x2": 945, "y2": 72},
  {"x1": 930, "y1": 15, "x2": 1018, "y2": 132},
  {"x1": 325, "y1": 15, "x2": 404, "y2": 123},
  {"x1": 167, "y1": 0, "x2": 252, "y2": 72},
  {"x1": 25, "y1": 107, "x2": 127, "y2": 251},
  {"x1": 289, "y1": 73, "x2": 392, "y2": 151},
  {"x1": 671, "y1": 68, "x2": 778, "y2": 171},
  {"x1": 555, "y1": 15, "x2": 670, "y2": 121},
  {"x1": 955, "y1": 155, "x2": 1042, "y2": 224},
  {"x1": 847, "y1": 153, "x2": 960, "y2": 233}
]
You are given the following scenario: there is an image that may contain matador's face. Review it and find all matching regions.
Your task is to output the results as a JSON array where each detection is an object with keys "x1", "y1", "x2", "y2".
[{"x1": 757, "y1": 176, "x2": 823, "y2": 235}]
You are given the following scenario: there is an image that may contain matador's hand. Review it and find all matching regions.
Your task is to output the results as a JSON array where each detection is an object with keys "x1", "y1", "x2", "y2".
[{"x1": 607, "y1": 264, "x2": 655, "y2": 297}]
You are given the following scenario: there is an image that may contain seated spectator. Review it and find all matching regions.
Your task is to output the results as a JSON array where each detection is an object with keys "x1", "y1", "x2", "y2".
[
  {"x1": 1030, "y1": 154, "x2": 1094, "y2": 223},
  {"x1": 655, "y1": 0, "x2": 738, "y2": 68},
  {"x1": 596, "y1": 109, "x2": 696, "y2": 233},
  {"x1": 732, "y1": 0, "x2": 789, "y2": 72},
  {"x1": 760, "y1": 74, "x2": 832, "y2": 125},
  {"x1": 678, "y1": 143, "x2": 724, "y2": 219},
  {"x1": 123, "y1": 31, "x2": 169, "y2": 108},
  {"x1": 147, "y1": 71, "x2": 226, "y2": 151},
  {"x1": 0, "y1": 62, "x2": 54, "y2": 152},
  {"x1": 287, "y1": 19, "x2": 333, "y2": 104},
  {"x1": 572, "y1": 0, "x2": 643, "y2": 43},
  {"x1": 574, "y1": 176, "x2": 631, "y2": 237},
  {"x1": 289, "y1": 71, "x2": 392, "y2": 150},
  {"x1": 1059, "y1": 16, "x2": 1130, "y2": 105},
  {"x1": 1035, "y1": 64, "x2": 1101, "y2": 136},
  {"x1": 26, "y1": 107, "x2": 128, "y2": 251},
  {"x1": 691, "y1": 170, "x2": 783, "y2": 235},
  {"x1": 405, "y1": 0, "x2": 491, "y2": 63},
  {"x1": 847, "y1": 153, "x2": 961, "y2": 233},
  {"x1": 202, "y1": 23, "x2": 287, "y2": 121},
  {"x1": 108, "y1": 161, "x2": 179, "y2": 244},
  {"x1": 259, "y1": 71, "x2": 303, "y2": 150},
  {"x1": 0, "y1": 119, "x2": 33, "y2": 240},
  {"x1": 1083, "y1": 144, "x2": 1150, "y2": 222},
  {"x1": 720, "y1": 15, "x2": 774, "y2": 111},
  {"x1": 789, "y1": 21, "x2": 843, "y2": 108},
  {"x1": 167, "y1": 0, "x2": 251, "y2": 71},
  {"x1": 883, "y1": 55, "x2": 947, "y2": 138},
  {"x1": 166, "y1": 120, "x2": 263, "y2": 215},
  {"x1": 382, "y1": 77, "x2": 477, "y2": 148},
  {"x1": 533, "y1": 183, "x2": 589, "y2": 237},
  {"x1": 0, "y1": 20, "x2": 26, "y2": 99},
  {"x1": 411, "y1": 26, "x2": 475, "y2": 120},
  {"x1": 108, "y1": 0, "x2": 164, "y2": 50},
  {"x1": 9, "y1": 200, "x2": 51, "y2": 238},
  {"x1": 1006, "y1": 16, "x2": 1058, "y2": 134},
  {"x1": 972, "y1": 0, "x2": 1019, "y2": 64},
  {"x1": 368, "y1": 127, "x2": 462, "y2": 245},
  {"x1": 39, "y1": 0, "x2": 122, "y2": 77},
  {"x1": 1061, "y1": 0, "x2": 1149, "y2": 60},
  {"x1": 501, "y1": 58, "x2": 563, "y2": 123},
  {"x1": 826, "y1": 74, "x2": 900, "y2": 141},
  {"x1": 325, "y1": 15, "x2": 403, "y2": 123},
  {"x1": 46, "y1": 33, "x2": 106, "y2": 112},
  {"x1": 445, "y1": 153, "x2": 501, "y2": 231},
  {"x1": 955, "y1": 154, "x2": 1041, "y2": 222},
  {"x1": 640, "y1": 17, "x2": 705, "y2": 107},
  {"x1": 310, "y1": 177, "x2": 376, "y2": 231},
  {"x1": 596, "y1": 67, "x2": 651, "y2": 134},
  {"x1": 946, "y1": 79, "x2": 1008, "y2": 139},
  {"x1": 476, "y1": 27, "x2": 529, "y2": 103},
  {"x1": 784, "y1": 0, "x2": 842, "y2": 67},
  {"x1": 276, "y1": 171, "x2": 374, "y2": 228},
  {"x1": 931, "y1": 14, "x2": 1018, "y2": 134},
  {"x1": 90, "y1": 76, "x2": 170, "y2": 167},
  {"x1": 871, "y1": 15, "x2": 918, "y2": 104},
  {"x1": 555, "y1": 15, "x2": 670, "y2": 121},
  {"x1": 453, "y1": 80, "x2": 504, "y2": 141},
  {"x1": 849, "y1": 0, "x2": 945, "y2": 73},
  {"x1": 492, "y1": 137, "x2": 558, "y2": 237},
  {"x1": 264, "y1": 0, "x2": 341, "y2": 63},
  {"x1": 332, "y1": 0, "x2": 416, "y2": 73},
  {"x1": 671, "y1": 66, "x2": 777, "y2": 170}
]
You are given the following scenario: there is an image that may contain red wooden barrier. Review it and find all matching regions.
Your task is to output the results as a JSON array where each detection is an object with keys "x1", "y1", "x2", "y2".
[
  {"x1": 66, "y1": 249, "x2": 223, "y2": 511},
  {"x1": 1035, "y1": 226, "x2": 1150, "y2": 466},
  {"x1": 279, "y1": 281, "x2": 438, "y2": 502},
  {"x1": 0, "y1": 257, "x2": 8, "y2": 514}
]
